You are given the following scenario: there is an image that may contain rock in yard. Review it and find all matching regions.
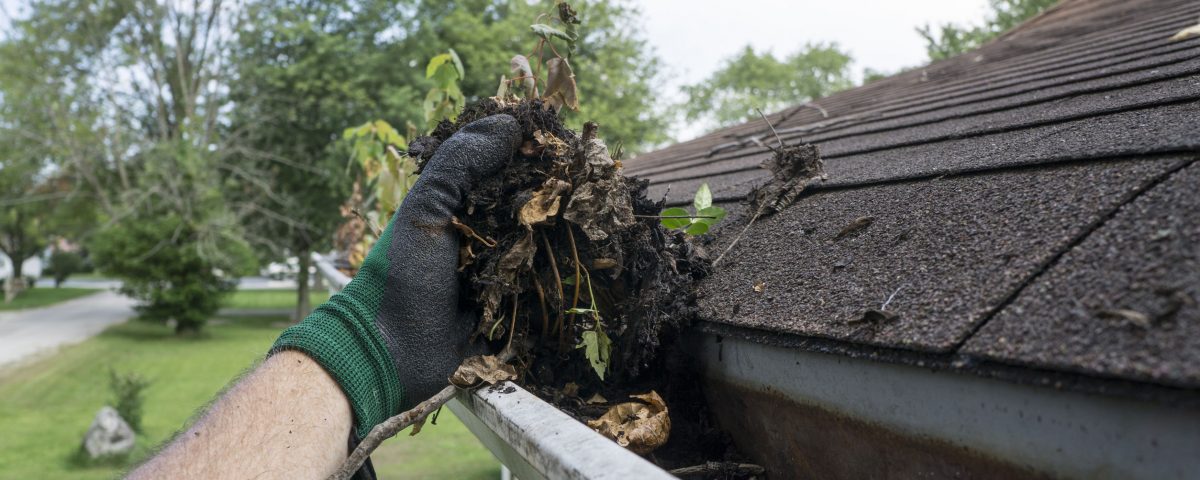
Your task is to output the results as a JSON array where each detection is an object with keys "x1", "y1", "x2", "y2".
[{"x1": 82, "y1": 406, "x2": 135, "y2": 458}]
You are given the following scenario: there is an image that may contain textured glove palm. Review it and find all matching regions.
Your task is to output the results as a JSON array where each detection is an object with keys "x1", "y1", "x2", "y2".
[{"x1": 272, "y1": 114, "x2": 521, "y2": 437}]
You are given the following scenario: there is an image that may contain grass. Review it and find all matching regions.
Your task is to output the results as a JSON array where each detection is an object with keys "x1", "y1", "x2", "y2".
[
  {"x1": 0, "y1": 315, "x2": 499, "y2": 479},
  {"x1": 223, "y1": 289, "x2": 331, "y2": 310},
  {"x1": 62, "y1": 272, "x2": 110, "y2": 281},
  {"x1": 0, "y1": 288, "x2": 100, "y2": 311}
]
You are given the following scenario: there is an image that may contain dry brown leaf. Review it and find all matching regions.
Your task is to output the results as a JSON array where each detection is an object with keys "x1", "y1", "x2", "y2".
[
  {"x1": 563, "y1": 138, "x2": 636, "y2": 241},
  {"x1": 1098, "y1": 308, "x2": 1152, "y2": 329},
  {"x1": 449, "y1": 355, "x2": 518, "y2": 388},
  {"x1": 752, "y1": 281, "x2": 765, "y2": 293},
  {"x1": 533, "y1": 130, "x2": 570, "y2": 157},
  {"x1": 1170, "y1": 18, "x2": 1200, "y2": 41},
  {"x1": 586, "y1": 392, "x2": 608, "y2": 405},
  {"x1": 835, "y1": 216, "x2": 875, "y2": 240},
  {"x1": 510, "y1": 55, "x2": 536, "y2": 97},
  {"x1": 476, "y1": 232, "x2": 538, "y2": 337},
  {"x1": 562, "y1": 382, "x2": 580, "y2": 397},
  {"x1": 592, "y1": 258, "x2": 618, "y2": 270},
  {"x1": 586, "y1": 391, "x2": 670, "y2": 454},
  {"x1": 543, "y1": 57, "x2": 579, "y2": 112},
  {"x1": 519, "y1": 179, "x2": 571, "y2": 228}
]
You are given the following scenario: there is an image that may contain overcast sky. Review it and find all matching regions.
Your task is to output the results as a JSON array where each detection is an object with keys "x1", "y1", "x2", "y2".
[
  {"x1": 638, "y1": 0, "x2": 991, "y2": 138},
  {"x1": 0, "y1": 0, "x2": 993, "y2": 139}
]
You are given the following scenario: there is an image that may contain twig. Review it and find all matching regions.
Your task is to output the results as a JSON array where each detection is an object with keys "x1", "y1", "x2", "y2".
[
  {"x1": 756, "y1": 108, "x2": 785, "y2": 150},
  {"x1": 670, "y1": 462, "x2": 766, "y2": 478},
  {"x1": 507, "y1": 293, "x2": 519, "y2": 352},
  {"x1": 713, "y1": 203, "x2": 766, "y2": 268},
  {"x1": 531, "y1": 274, "x2": 550, "y2": 337},
  {"x1": 329, "y1": 349, "x2": 516, "y2": 480},
  {"x1": 881, "y1": 285, "x2": 905, "y2": 311},
  {"x1": 540, "y1": 232, "x2": 565, "y2": 334},
  {"x1": 714, "y1": 109, "x2": 784, "y2": 268},
  {"x1": 451, "y1": 217, "x2": 498, "y2": 248},
  {"x1": 564, "y1": 226, "x2": 583, "y2": 352},
  {"x1": 634, "y1": 214, "x2": 718, "y2": 220},
  {"x1": 330, "y1": 386, "x2": 456, "y2": 480},
  {"x1": 350, "y1": 209, "x2": 382, "y2": 238}
]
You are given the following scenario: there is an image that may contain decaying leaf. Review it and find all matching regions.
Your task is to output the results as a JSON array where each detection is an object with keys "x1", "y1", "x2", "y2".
[
  {"x1": 586, "y1": 392, "x2": 607, "y2": 405},
  {"x1": 592, "y1": 258, "x2": 618, "y2": 270},
  {"x1": 510, "y1": 55, "x2": 536, "y2": 97},
  {"x1": 496, "y1": 74, "x2": 510, "y2": 98},
  {"x1": 752, "y1": 281, "x2": 765, "y2": 293},
  {"x1": 450, "y1": 355, "x2": 518, "y2": 388},
  {"x1": 544, "y1": 57, "x2": 580, "y2": 112},
  {"x1": 852, "y1": 309, "x2": 899, "y2": 324},
  {"x1": 563, "y1": 382, "x2": 580, "y2": 397},
  {"x1": 748, "y1": 143, "x2": 825, "y2": 215},
  {"x1": 835, "y1": 216, "x2": 875, "y2": 240},
  {"x1": 587, "y1": 391, "x2": 671, "y2": 454},
  {"x1": 476, "y1": 232, "x2": 538, "y2": 336},
  {"x1": 519, "y1": 179, "x2": 571, "y2": 228},
  {"x1": 533, "y1": 129, "x2": 570, "y2": 157},
  {"x1": 563, "y1": 137, "x2": 636, "y2": 241},
  {"x1": 1170, "y1": 17, "x2": 1200, "y2": 41},
  {"x1": 1098, "y1": 308, "x2": 1152, "y2": 329}
]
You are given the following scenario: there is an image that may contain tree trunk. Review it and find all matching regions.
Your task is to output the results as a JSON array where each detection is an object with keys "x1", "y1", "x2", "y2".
[
  {"x1": 295, "y1": 250, "x2": 312, "y2": 322},
  {"x1": 4, "y1": 256, "x2": 26, "y2": 303}
]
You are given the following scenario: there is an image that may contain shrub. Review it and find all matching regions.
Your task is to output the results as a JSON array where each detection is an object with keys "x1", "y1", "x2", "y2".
[
  {"x1": 89, "y1": 214, "x2": 252, "y2": 334},
  {"x1": 46, "y1": 250, "x2": 84, "y2": 287},
  {"x1": 108, "y1": 370, "x2": 151, "y2": 433}
]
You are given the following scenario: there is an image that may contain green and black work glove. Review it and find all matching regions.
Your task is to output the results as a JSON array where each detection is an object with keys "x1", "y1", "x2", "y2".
[{"x1": 271, "y1": 114, "x2": 521, "y2": 438}]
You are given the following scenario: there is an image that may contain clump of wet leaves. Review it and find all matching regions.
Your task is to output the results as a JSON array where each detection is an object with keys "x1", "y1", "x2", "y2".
[{"x1": 411, "y1": 97, "x2": 711, "y2": 456}]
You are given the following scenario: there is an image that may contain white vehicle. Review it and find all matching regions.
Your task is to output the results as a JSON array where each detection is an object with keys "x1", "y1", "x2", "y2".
[{"x1": 0, "y1": 252, "x2": 43, "y2": 285}]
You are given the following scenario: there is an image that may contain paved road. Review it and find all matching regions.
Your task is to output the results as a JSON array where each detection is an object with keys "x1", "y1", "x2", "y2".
[
  {"x1": 0, "y1": 290, "x2": 136, "y2": 368},
  {"x1": 35, "y1": 276, "x2": 301, "y2": 290}
]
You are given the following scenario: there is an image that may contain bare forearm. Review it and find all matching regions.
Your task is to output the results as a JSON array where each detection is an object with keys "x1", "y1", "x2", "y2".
[{"x1": 130, "y1": 351, "x2": 352, "y2": 479}]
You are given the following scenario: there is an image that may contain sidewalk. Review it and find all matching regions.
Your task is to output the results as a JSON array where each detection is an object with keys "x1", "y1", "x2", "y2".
[{"x1": 0, "y1": 290, "x2": 136, "y2": 368}]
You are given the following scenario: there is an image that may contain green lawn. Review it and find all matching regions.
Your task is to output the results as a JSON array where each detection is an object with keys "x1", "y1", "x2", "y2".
[
  {"x1": 223, "y1": 288, "x2": 332, "y2": 310},
  {"x1": 0, "y1": 288, "x2": 99, "y2": 311},
  {"x1": 0, "y1": 315, "x2": 499, "y2": 479}
]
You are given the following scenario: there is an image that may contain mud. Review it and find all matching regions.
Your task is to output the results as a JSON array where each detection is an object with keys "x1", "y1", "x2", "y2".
[{"x1": 412, "y1": 98, "x2": 748, "y2": 475}]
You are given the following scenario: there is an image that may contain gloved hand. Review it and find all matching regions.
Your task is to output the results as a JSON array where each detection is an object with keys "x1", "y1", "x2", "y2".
[{"x1": 272, "y1": 114, "x2": 521, "y2": 438}]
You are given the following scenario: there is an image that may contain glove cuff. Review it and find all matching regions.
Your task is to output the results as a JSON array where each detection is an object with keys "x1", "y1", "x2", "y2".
[{"x1": 271, "y1": 242, "x2": 404, "y2": 437}]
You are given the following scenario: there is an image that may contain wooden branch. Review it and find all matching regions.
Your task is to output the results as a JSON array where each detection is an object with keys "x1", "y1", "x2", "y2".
[
  {"x1": 328, "y1": 385, "x2": 457, "y2": 480},
  {"x1": 328, "y1": 349, "x2": 516, "y2": 480}
]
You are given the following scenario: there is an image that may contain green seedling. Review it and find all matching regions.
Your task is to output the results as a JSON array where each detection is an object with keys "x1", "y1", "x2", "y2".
[{"x1": 659, "y1": 183, "x2": 728, "y2": 235}]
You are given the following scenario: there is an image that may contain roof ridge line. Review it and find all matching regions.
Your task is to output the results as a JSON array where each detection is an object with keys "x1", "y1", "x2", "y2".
[{"x1": 641, "y1": 82, "x2": 1200, "y2": 183}]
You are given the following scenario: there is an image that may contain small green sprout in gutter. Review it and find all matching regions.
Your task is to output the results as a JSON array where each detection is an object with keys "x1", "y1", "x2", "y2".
[
  {"x1": 570, "y1": 269, "x2": 611, "y2": 380},
  {"x1": 659, "y1": 183, "x2": 728, "y2": 235}
]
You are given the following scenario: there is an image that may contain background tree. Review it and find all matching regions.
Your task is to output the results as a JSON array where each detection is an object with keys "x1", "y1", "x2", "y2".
[
  {"x1": 918, "y1": 0, "x2": 1059, "y2": 61},
  {"x1": 679, "y1": 43, "x2": 854, "y2": 129},
  {"x1": 228, "y1": 0, "x2": 393, "y2": 320},
  {"x1": 384, "y1": 0, "x2": 671, "y2": 152},
  {"x1": 1, "y1": 0, "x2": 256, "y2": 332}
]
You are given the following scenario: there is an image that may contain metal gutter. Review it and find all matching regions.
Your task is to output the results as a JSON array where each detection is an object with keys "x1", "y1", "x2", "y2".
[
  {"x1": 311, "y1": 252, "x2": 674, "y2": 479},
  {"x1": 693, "y1": 332, "x2": 1200, "y2": 479}
]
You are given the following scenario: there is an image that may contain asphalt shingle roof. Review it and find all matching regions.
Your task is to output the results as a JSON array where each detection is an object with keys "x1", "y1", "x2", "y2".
[{"x1": 628, "y1": 0, "x2": 1200, "y2": 390}]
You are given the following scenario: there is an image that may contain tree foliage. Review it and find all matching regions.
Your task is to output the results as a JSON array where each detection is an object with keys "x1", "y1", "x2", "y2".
[
  {"x1": 0, "y1": 0, "x2": 673, "y2": 324},
  {"x1": 382, "y1": 0, "x2": 671, "y2": 152},
  {"x1": 918, "y1": 0, "x2": 1059, "y2": 61},
  {"x1": 680, "y1": 43, "x2": 854, "y2": 129}
]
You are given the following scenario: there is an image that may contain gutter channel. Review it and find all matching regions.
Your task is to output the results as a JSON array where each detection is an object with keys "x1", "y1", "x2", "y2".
[
  {"x1": 693, "y1": 332, "x2": 1200, "y2": 479},
  {"x1": 311, "y1": 252, "x2": 673, "y2": 479}
]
